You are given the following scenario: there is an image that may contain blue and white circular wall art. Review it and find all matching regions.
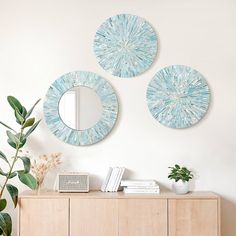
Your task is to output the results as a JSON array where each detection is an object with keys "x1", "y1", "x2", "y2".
[
  {"x1": 146, "y1": 65, "x2": 210, "y2": 129},
  {"x1": 94, "y1": 14, "x2": 157, "y2": 78}
]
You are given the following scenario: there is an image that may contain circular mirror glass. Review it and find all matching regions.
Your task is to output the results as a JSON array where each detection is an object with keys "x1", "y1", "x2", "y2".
[{"x1": 59, "y1": 86, "x2": 103, "y2": 130}]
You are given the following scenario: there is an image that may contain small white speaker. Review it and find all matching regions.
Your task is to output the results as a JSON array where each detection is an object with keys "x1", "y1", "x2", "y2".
[{"x1": 58, "y1": 172, "x2": 89, "y2": 193}]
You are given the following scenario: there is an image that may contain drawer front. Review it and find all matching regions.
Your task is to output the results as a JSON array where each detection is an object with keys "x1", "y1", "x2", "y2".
[
  {"x1": 19, "y1": 198, "x2": 69, "y2": 236},
  {"x1": 168, "y1": 199, "x2": 218, "y2": 236},
  {"x1": 70, "y1": 198, "x2": 118, "y2": 236},
  {"x1": 118, "y1": 199, "x2": 168, "y2": 236}
]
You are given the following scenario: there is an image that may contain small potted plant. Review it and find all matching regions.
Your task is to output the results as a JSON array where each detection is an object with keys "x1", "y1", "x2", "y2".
[{"x1": 168, "y1": 164, "x2": 194, "y2": 194}]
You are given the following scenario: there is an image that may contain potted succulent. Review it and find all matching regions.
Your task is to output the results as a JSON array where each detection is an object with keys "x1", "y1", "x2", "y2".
[{"x1": 168, "y1": 164, "x2": 194, "y2": 194}]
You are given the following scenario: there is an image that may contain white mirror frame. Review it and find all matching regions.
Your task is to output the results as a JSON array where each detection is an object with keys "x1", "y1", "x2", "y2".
[{"x1": 43, "y1": 71, "x2": 119, "y2": 146}]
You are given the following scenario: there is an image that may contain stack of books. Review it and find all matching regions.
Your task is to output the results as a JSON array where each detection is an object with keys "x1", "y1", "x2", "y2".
[
  {"x1": 121, "y1": 179, "x2": 160, "y2": 194},
  {"x1": 101, "y1": 167, "x2": 125, "y2": 192}
]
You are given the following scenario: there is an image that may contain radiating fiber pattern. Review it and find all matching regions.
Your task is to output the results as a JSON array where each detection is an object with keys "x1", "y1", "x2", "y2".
[
  {"x1": 146, "y1": 65, "x2": 210, "y2": 129},
  {"x1": 44, "y1": 71, "x2": 119, "y2": 146},
  {"x1": 94, "y1": 14, "x2": 157, "y2": 78}
]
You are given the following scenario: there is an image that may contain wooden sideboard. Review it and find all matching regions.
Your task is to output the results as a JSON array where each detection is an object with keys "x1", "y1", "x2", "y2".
[{"x1": 18, "y1": 191, "x2": 220, "y2": 236}]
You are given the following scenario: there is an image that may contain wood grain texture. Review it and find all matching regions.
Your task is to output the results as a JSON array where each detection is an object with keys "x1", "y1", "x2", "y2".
[
  {"x1": 119, "y1": 199, "x2": 168, "y2": 236},
  {"x1": 168, "y1": 199, "x2": 219, "y2": 236},
  {"x1": 18, "y1": 192, "x2": 220, "y2": 236},
  {"x1": 19, "y1": 198, "x2": 69, "y2": 236},
  {"x1": 218, "y1": 198, "x2": 221, "y2": 236},
  {"x1": 70, "y1": 198, "x2": 118, "y2": 236},
  {"x1": 20, "y1": 190, "x2": 219, "y2": 199}
]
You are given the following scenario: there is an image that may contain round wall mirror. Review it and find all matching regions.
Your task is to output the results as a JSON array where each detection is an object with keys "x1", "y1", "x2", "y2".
[
  {"x1": 59, "y1": 86, "x2": 103, "y2": 130},
  {"x1": 44, "y1": 71, "x2": 119, "y2": 146}
]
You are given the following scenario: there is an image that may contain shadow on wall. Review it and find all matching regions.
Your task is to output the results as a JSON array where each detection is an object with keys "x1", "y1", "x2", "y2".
[{"x1": 221, "y1": 196, "x2": 236, "y2": 236}]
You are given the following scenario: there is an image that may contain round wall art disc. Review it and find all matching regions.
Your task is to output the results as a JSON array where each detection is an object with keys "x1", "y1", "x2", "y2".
[
  {"x1": 94, "y1": 14, "x2": 157, "y2": 78},
  {"x1": 146, "y1": 65, "x2": 210, "y2": 129}
]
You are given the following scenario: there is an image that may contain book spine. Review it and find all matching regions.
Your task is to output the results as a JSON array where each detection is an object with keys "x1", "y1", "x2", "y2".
[
  {"x1": 115, "y1": 167, "x2": 125, "y2": 192},
  {"x1": 124, "y1": 188, "x2": 160, "y2": 194},
  {"x1": 106, "y1": 168, "x2": 115, "y2": 192},
  {"x1": 126, "y1": 186, "x2": 159, "y2": 189},
  {"x1": 111, "y1": 167, "x2": 120, "y2": 192},
  {"x1": 106, "y1": 167, "x2": 119, "y2": 192},
  {"x1": 113, "y1": 167, "x2": 121, "y2": 192},
  {"x1": 121, "y1": 181, "x2": 158, "y2": 187},
  {"x1": 101, "y1": 167, "x2": 112, "y2": 192}
]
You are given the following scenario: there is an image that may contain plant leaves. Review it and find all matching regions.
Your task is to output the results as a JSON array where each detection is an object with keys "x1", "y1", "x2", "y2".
[
  {"x1": 6, "y1": 184, "x2": 18, "y2": 208},
  {"x1": 0, "y1": 169, "x2": 17, "y2": 179},
  {"x1": 7, "y1": 133, "x2": 26, "y2": 149},
  {"x1": 0, "y1": 200, "x2": 7, "y2": 212},
  {"x1": 21, "y1": 106, "x2": 27, "y2": 118},
  {"x1": 7, "y1": 96, "x2": 23, "y2": 114},
  {"x1": 14, "y1": 108, "x2": 24, "y2": 125},
  {"x1": 17, "y1": 133, "x2": 26, "y2": 148},
  {"x1": 6, "y1": 131, "x2": 20, "y2": 146},
  {"x1": 25, "y1": 99, "x2": 41, "y2": 119},
  {"x1": 0, "y1": 151, "x2": 9, "y2": 165},
  {"x1": 0, "y1": 121, "x2": 16, "y2": 133},
  {"x1": 25, "y1": 120, "x2": 41, "y2": 138},
  {"x1": 0, "y1": 168, "x2": 8, "y2": 177},
  {"x1": 8, "y1": 172, "x2": 17, "y2": 179},
  {"x1": 17, "y1": 171, "x2": 37, "y2": 189},
  {"x1": 168, "y1": 165, "x2": 193, "y2": 182},
  {"x1": 175, "y1": 164, "x2": 180, "y2": 169},
  {"x1": 0, "y1": 212, "x2": 12, "y2": 236},
  {"x1": 7, "y1": 139, "x2": 16, "y2": 149},
  {"x1": 22, "y1": 118, "x2": 35, "y2": 129},
  {"x1": 18, "y1": 156, "x2": 30, "y2": 173}
]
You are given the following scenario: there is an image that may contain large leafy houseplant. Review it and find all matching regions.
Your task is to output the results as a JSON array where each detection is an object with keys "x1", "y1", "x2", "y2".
[{"x1": 0, "y1": 96, "x2": 41, "y2": 236}]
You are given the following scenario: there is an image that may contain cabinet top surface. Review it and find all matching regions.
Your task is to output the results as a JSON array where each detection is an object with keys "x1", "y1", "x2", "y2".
[{"x1": 20, "y1": 190, "x2": 219, "y2": 199}]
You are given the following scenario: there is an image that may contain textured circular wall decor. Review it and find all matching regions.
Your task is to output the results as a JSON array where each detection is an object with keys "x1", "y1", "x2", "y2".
[
  {"x1": 94, "y1": 14, "x2": 157, "y2": 78},
  {"x1": 43, "y1": 71, "x2": 119, "y2": 146},
  {"x1": 146, "y1": 65, "x2": 210, "y2": 129}
]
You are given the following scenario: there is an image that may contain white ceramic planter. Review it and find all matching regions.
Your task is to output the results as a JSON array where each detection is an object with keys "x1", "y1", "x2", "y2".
[{"x1": 172, "y1": 180, "x2": 190, "y2": 194}]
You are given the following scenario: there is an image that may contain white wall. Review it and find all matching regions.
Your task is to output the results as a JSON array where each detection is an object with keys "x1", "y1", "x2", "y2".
[{"x1": 0, "y1": 0, "x2": 236, "y2": 235}]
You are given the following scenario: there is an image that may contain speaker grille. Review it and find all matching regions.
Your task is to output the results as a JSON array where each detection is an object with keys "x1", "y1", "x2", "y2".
[{"x1": 59, "y1": 174, "x2": 89, "y2": 192}]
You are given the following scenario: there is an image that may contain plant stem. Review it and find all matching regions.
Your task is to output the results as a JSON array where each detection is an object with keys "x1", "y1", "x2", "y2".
[
  {"x1": 0, "y1": 150, "x2": 19, "y2": 199},
  {"x1": 0, "y1": 128, "x2": 23, "y2": 199}
]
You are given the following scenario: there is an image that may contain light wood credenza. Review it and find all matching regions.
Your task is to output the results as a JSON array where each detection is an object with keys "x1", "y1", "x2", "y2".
[{"x1": 18, "y1": 191, "x2": 220, "y2": 236}]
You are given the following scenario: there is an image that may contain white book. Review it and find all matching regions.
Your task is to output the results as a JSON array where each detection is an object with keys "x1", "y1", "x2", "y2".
[
  {"x1": 126, "y1": 185, "x2": 159, "y2": 189},
  {"x1": 114, "y1": 167, "x2": 125, "y2": 192},
  {"x1": 124, "y1": 187, "x2": 160, "y2": 194},
  {"x1": 101, "y1": 167, "x2": 113, "y2": 192},
  {"x1": 106, "y1": 167, "x2": 119, "y2": 192},
  {"x1": 112, "y1": 167, "x2": 121, "y2": 192},
  {"x1": 111, "y1": 167, "x2": 120, "y2": 192},
  {"x1": 121, "y1": 179, "x2": 158, "y2": 187}
]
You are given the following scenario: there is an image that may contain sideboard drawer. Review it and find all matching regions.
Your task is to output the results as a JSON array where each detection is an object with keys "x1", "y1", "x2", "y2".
[
  {"x1": 19, "y1": 198, "x2": 69, "y2": 236},
  {"x1": 118, "y1": 199, "x2": 168, "y2": 236},
  {"x1": 70, "y1": 198, "x2": 118, "y2": 236},
  {"x1": 168, "y1": 199, "x2": 219, "y2": 236}
]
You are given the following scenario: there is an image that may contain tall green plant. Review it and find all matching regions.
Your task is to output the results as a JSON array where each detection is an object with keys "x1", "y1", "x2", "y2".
[{"x1": 0, "y1": 96, "x2": 41, "y2": 236}]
